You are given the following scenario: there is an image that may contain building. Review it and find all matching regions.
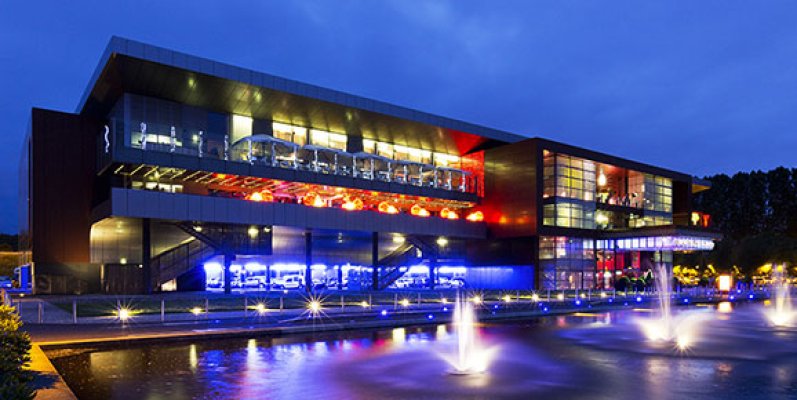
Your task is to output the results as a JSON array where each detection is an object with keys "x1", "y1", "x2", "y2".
[{"x1": 19, "y1": 37, "x2": 719, "y2": 295}]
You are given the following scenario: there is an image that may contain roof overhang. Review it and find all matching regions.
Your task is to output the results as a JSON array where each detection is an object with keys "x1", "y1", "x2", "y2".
[{"x1": 78, "y1": 37, "x2": 525, "y2": 156}]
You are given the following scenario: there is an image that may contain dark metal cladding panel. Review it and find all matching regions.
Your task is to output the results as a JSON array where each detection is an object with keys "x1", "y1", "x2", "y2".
[
  {"x1": 481, "y1": 139, "x2": 539, "y2": 238},
  {"x1": 30, "y1": 109, "x2": 102, "y2": 264}
]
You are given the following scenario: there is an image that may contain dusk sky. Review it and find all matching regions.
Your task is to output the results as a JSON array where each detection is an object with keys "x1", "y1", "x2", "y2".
[{"x1": 2, "y1": 1, "x2": 797, "y2": 233}]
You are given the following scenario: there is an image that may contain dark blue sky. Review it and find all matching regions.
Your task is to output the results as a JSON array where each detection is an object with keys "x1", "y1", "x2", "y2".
[{"x1": 2, "y1": 1, "x2": 797, "y2": 233}]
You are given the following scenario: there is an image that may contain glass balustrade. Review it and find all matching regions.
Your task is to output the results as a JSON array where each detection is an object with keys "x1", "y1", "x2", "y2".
[{"x1": 117, "y1": 120, "x2": 478, "y2": 194}]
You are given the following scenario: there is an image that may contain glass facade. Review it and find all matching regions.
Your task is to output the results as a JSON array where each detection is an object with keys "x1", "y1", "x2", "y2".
[
  {"x1": 543, "y1": 151, "x2": 674, "y2": 230},
  {"x1": 112, "y1": 93, "x2": 479, "y2": 194},
  {"x1": 542, "y1": 152, "x2": 596, "y2": 229},
  {"x1": 539, "y1": 236, "x2": 596, "y2": 290}
]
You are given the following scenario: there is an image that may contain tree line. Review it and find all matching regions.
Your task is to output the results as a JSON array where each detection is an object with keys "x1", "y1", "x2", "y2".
[{"x1": 692, "y1": 166, "x2": 797, "y2": 275}]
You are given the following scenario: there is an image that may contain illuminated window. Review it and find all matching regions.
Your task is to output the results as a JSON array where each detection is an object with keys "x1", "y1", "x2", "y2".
[
  {"x1": 434, "y1": 153, "x2": 460, "y2": 167},
  {"x1": 362, "y1": 140, "x2": 433, "y2": 164},
  {"x1": 310, "y1": 129, "x2": 347, "y2": 151},
  {"x1": 273, "y1": 122, "x2": 307, "y2": 146},
  {"x1": 231, "y1": 115, "x2": 253, "y2": 144}
]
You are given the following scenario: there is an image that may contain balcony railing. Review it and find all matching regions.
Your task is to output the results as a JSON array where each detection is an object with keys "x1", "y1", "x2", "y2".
[{"x1": 120, "y1": 121, "x2": 478, "y2": 194}]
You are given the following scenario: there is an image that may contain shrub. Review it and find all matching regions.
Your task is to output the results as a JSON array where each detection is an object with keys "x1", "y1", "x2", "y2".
[{"x1": 0, "y1": 305, "x2": 34, "y2": 400}]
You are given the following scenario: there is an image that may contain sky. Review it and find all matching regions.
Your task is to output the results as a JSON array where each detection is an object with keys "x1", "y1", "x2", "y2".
[{"x1": 1, "y1": 1, "x2": 797, "y2": 233}]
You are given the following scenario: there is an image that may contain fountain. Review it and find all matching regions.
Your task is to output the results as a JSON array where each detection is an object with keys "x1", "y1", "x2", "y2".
[
  {"x1": 636, "y1": 263, "x2": 711, "y2": 349},
  {"x1": 765, "y1": 264, "x2": 796, "y2": 327},
  {"x1": 442, "y1": 294, "x2": 497, "y2": 374}
]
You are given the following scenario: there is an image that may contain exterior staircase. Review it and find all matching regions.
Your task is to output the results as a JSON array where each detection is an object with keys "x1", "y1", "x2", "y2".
[
  {"x1": 374, "y1": 235, "x2": 443, "y2": 290},
  {"x1": 150, "y1": 238, "x2": 216, "y2": 289}
]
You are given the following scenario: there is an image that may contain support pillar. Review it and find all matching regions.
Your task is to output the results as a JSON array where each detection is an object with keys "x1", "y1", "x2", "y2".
[
  {"x1": 428, "y1": 258, "x2": 437, "y2": 289},
  {"x1": 142, "y1": 218, "x2": 152, "y2": 294},
  {"x1": 337, "y1": 265, "x2": 344, "y2": 291},
  {"x1": 223, "y1": 253, "x2": 235, "y2": 295},
  {"x1": 371, "y1": 232, "x2": 379, "y2": 291},
  {"x1": 305, "y1": 230, "x2": 313, "y2": 292}
]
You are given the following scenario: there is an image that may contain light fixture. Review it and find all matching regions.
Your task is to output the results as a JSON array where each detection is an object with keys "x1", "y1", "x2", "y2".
[
  {"x1": 302, "y1": 192, "x2": 326, "y2": 208},
  {"x1": 247, "y1": 226, "x2": 259, "y2": 239},
  {"x1": 472, "y1": 295, "x2": 482, "y2": 304},
  {"x1": 120, "y1": 258, "x2": 127, "y2": 265},
  {"x1": 436, "y1": 237, "x2": 448, "y2": 247},
  {"x1": 466, "y1": 211, "x2": 484, "y2": 222},
  {"x1": 440, "y1": 208, "x2": 459, "y2": 220},
  {"x1": 118, "y1": 308, "x2": 131, "y2": 321},
  {"x1": 255, "y1": 303, "x2": 267, "y2": 314},
  {"x1": 190, "y1": 307, "x2": 203, "y2": 316},
  {"x1": 378, "y1": 201, "x2": 399, "y2": 214},
  {"x1": 247, "y1": 190, "x2": 273, "y2": 202},
  {"x1": 308, "y1": 301, "x2": 322, "y2": 313},
  {"x1": 400, "y1": 298, "x2": 410, "y2": 307},
  {"x1": 598, "y1": 171, "x2": 607, "y2": 187},
  {"x1": 392, "y1": 235, "x2": 406, "y2": 244},
  {"x1": 410, "y1": 204, "x2": 430, "y2": 217},
  {"x1": 341, "y1": 196, "x2": 364, "y2": 211}
]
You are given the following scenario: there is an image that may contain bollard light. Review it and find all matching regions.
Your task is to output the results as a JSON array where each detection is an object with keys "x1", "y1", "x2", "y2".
[
  {"x1": 441, "y1": 297, "x2": 448, "y2": 304},
  {"x1": 400, "y1": 298, "x2": 410, "y2": 307},
  {"x1": 308, "y1": 301, "x2": 322, "y2": 313},
  {"x1": 503, "y1": 295, "x2": 512, "y2": 303},
  {"x1": 556, "y1": 293, "x2": 565, "y2": 301},
  {"x1": 190, "y1": 307, "x2": 203, "y2": 316},
  {"x1": 118, "y1": 308, "x2": 131, "y2": 322},
  {"x1": 360, "y1": 301, "x2": 369, "y2": 308},
  {"x1": 531, "y1": 293, "x2": 540, "y2": 302},
  {"x1": 255, "y1": 303, "x2": 267, "y2": 314}
]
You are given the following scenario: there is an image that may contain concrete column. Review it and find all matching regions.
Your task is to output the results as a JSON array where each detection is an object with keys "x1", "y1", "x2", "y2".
[
  {"x1": 371, "y1": 232, "x2": 379, "y2": 291},
  {"x1": 428, "y1": 260, "x2": 436, "y2": 289},
  {"x1": 337, "y1": 265, "x2": 344, "y2": 291},
  {"x1": 142, "y1": 218, "x2": 152, "y2": 294},
  {"x1": 305, "y1": 231, "x2": 313, "y2": 292},
  {"x1": 223, "y1": 253, "x2": 234, "y2": 295}
]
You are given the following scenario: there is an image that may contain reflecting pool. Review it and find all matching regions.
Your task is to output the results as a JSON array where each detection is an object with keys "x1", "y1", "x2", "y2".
[{"x1": 47, "y1": 306, "x2": 797, "y2": 400}]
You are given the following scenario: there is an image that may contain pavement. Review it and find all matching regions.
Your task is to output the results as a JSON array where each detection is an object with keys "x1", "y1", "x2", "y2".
[{"x1": 28, "y1": 345, "x2": 77, "y2": 400}]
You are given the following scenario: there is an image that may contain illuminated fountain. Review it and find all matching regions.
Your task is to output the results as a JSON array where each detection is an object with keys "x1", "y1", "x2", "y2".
[
  {"x1": 766, "y1": 264, "x2": 796, "y2": 327},
  {"x1": 636, "y1": 263, "x2": 711, "y2": 350},
  {"x1": 442, "y1": 295, "x2": 496, "y2": 375}
]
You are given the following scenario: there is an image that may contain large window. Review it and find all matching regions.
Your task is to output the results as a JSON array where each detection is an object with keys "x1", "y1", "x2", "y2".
[
  {"x1": 543, "y1": 153, "x2": 597, "y2": 229},
  {"x1": 539, "y1": 236, "x2": 596, "y2": 290},
  {"x1": 273, "y1": 122, "x2": 307, "y2": 146},
  {"x1": 362, "y1": 139, "x2": 449, "y2": 166},
  {"x1": 230, "y1": 115, "x2": 253, "y2": 144},
  {"x1": 310, "y1": 129, "x2": 347, "y2": 151}
]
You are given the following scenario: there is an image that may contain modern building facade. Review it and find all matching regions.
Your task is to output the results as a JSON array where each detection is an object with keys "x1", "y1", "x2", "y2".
[{"x1": 19, "y1": 37, "x2": 719, "y2": 295}]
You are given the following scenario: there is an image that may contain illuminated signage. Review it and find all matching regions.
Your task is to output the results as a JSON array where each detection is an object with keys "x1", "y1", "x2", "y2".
[{"x1": 597, "y1": 236, "x2": 714, "y2": 251}]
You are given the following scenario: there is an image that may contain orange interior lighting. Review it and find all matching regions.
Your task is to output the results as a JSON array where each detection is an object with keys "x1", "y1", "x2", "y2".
[
  {"x1": 247, "y1": 190, "x2": 273, "y2": 202},
  {"x1": 466, "y1": 210, "x2": 484, "y2": 222},
  {"x1": 440, "y1": 208, "x2": 459, "y2": 220},
  {"x1": 410, "y1": 204, "x2": 430, "y2": 217},
  {"x1": 378, "y1": 201, "x2": 399, "y2": 214},
  {"x1": 341, "y1": 196, "x2": 364, "y2": 211},
  {"x1": 303, "y1": 192, "x2": 326, "y2": 208}
]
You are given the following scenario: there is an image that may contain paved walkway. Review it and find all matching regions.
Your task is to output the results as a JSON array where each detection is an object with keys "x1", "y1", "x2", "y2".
[{"x1": 29, "y1": 345, "x2": 77, "y2": 400}]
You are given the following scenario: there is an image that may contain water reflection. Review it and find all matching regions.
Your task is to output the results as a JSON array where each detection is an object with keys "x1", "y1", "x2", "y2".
[{"x1": 48, "y1": 308, "x2": 797, "y2": 400}]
